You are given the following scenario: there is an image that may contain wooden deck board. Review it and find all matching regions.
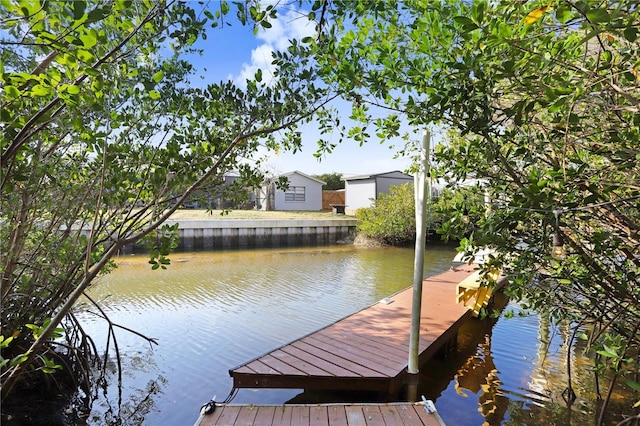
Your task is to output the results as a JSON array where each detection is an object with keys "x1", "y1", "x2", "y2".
[
  {"x1": 316, "y1": 330, "x2": 409, "y2": 362},
  {"x1": 309, "y1": 405, "x2": 329, "y2": 426},
  {"x1": 361, "y1": 406, "x2": 385, "y2": 426},
  {"x1": 290, "y1": 405, "x2": 310, "y2": 426},
  {"x1": 195, "y1": 403, "x2": 444, "y2": 426},
  {"x1": 234, "y1": 406, "x2": 258, "y2": 426},
  {"x1": 229, "y1": 265, "x2": 506, "y2": 394},
  {"x1": 260, "y1": 354, "x2": 308, "y2": 376},
  {"x1": 327, "y1": 405, "x2": 348, "y2": 425},
  {"x1": 271, "y1": 406, "x2": 293, "y2": 426},
  {"x1": 345, "y1": 405, "x2": 367, "y2": 426},
  {"x1": 303, "y1": 334, "x2": 400, "y2": 375},
  {"x1": 377, "y1": 405, "x2": 402, "y2": 426},
  {"x1": 253, "y1": 406, "x2": 276, "y2": 425},
  {"x1": 208, "y1": 403, "x2": 240, "y2": 425},
  {"x1": 242, "y1": 359, "x2": 279, "y2": 375},
  {"x1": 269, "y1": 350, "x2": 333, "y2": 376},
  {"x1": 291, "y1": 340, "x2": 386, "y2": 377},
  {"x1": 280, "y1": 345, "x2": 358, "y2": 377}
]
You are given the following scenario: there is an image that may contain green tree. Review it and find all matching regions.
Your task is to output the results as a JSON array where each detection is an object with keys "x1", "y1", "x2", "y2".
[
  {"x1": 306, "y1": 0, "x2": 640, "y2": 421},
  {"x1": 356, "y1": 180, "x2": 484, "y2": 245},
  {"x1": 356, "y1": 183, "x2": 415, "y2": 245},
  {"x1": 0, "y1": 0, "x2": 342, "y2": 404},
  {"x1": 314, "y1": 172, "x2": 344, "y2": 190}
]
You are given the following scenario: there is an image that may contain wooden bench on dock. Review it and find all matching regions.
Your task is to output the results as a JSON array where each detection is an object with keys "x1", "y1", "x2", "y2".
[
  {"x1": 228, "y1": 265, "x2": 508, "y2": 396},
  {"x1": 455, "y1": 268, "x2": 502, "y2": 317}
]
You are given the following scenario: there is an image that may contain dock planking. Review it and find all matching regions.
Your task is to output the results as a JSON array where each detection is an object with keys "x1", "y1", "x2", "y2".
[
  {"x1": 229, "y1": 265, "x2": 507, "y2": 396},
  {"x1": 195, "y1": 402, "x2": 444, "y2": 426}
]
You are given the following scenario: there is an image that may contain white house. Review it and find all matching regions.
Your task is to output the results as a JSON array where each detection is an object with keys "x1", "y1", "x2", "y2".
[
  {"x1": 343, "y1": 170, "x2": 413, "y2": 214},
  {"x1": 262, "y1": 171, "x2": 325, "y2": 211}
]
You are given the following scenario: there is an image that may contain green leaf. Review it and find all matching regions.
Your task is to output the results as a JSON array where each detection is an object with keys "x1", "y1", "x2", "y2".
[
  {"x1": 603, "y1": 344, "x2": 618, "y2": 357},
  {"x1": 576, "y1": 332, "x2": 588, "y2": 341},
  {"x1": 555, "y1": 4, "x2": 571, "y2": 23},
  {"x1": 4, "y1": 85, "x2": 20, "y2": 99},
  {"x1": 236, "y1": 3, "x2": 246, "y2": 25},
  {"x1": 0, "y1": 335, "x2": 14, "y2": 348},
  {"x1": 149, "y1": 89, "x2": 161, "y2": 99},
  {"x1": 625, "y1": 379, "x2": 640, "y2": 393},
  {"x1": 79, "y1": 33, "x2": 97, "y2": 49},
  {"x1": 91, "y1": 74, "x2": 103, "y2": 90},
  {"x1": 76, "y1": 49, "x2": 94, "y2": 63},
  {"x1": 255, "y1": 68, "x2": 262, "y2": 82},
  {"x1": 31, "y1": 84, "x2": 52, "y2": 96},
  {"x1": 586, "y1": 8, "x2": 610, "y2": 23},
  {"x1": 115, "y1": 0, "x2": 132, "y2": 11},
  {"x1": 623, "y1": 27, "x2": 638, "y2": 42},
  {"x1": 596, "y1": 349, "x2": 615, "y2": 358},
  {"x1": 66, "y1": 85, "x2": 80, "y2": 95},
  {"x1": 472, "y1": 1, "x2": 485, "y2": 24},
  {"x1": 73, "y1": 1, "x2": 86, "y2": 20},
  {"x1": 10, "y1": 353, "x2": 30, "y2": 367},
  {"x1": 87, "y1": 6, "x2": 110, "y2": 23},
  {"x1": 152, "y1": 70, "x2": 164, "y2": 83},
  {"x1": 453, "y1": 16, "x2": 478, "y2": 32}
]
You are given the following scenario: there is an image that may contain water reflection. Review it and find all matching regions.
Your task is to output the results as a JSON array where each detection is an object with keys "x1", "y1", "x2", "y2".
[
  {"x1": 456, "y1": 336, "x2": 508, "y2": 424},
  {"x1": 422, "y1": 293, "x2": 633, "y2": 426},
  {"x1": 77, "y1": 245, "x2": 455, "y2": 425},
  {"x1": 75, "y1": 245, "x2": 634, "y2": 425}
]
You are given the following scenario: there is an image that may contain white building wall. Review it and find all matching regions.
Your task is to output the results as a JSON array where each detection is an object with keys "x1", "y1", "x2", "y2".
[
  {"x1": 345, "y1": 180, "x2": 376, "y2": 212},
  {"x1": 274, "y1": 172, "x2": 324, "y2": 211}
]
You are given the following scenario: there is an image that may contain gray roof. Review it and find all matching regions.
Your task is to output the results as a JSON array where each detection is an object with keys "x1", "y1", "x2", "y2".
[
  {"x1": 282, "y1": 170, "x2": 326, "y2": 185},
  {"x1": 343, "y1": 170, "x2": 413, "y2": 181}
]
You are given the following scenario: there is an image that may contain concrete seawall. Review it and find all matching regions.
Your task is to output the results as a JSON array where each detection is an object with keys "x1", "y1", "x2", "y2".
[{"x1": 122, "y1": 219, "x2": 358, "y2": 253}]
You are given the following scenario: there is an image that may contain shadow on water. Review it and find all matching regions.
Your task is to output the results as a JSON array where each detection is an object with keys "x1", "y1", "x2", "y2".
[
  {"x1": 17, "y1": 244, "x2": 636, "y2": 425},
  {"x1": 286, "y1": 290, "x2": 638, "y2": 426},
  {"x1": 418, "y1": 292, "x2": 510, "y2": 425},
  {"x1": 285, "y1": 291, "x2": 509, "y2": 409}
]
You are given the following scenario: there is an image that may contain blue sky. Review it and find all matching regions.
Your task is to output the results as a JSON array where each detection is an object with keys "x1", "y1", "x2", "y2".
[{"x1": 186, "y1": 2, "x2": 423, "y2": 177}]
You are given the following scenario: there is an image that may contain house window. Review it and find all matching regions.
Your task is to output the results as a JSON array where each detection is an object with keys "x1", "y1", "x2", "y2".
[{"x1": 285, "y1": 186, "x2": 305, "y2": 202}]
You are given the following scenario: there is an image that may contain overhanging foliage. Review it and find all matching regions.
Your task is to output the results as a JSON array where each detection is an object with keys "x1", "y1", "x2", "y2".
[
  {"x1": 0, "y1": 0, "x2": 342, "y2": 404},
  {"x1": 305, "y1": 0, "x2": 639, "y2": 421}
]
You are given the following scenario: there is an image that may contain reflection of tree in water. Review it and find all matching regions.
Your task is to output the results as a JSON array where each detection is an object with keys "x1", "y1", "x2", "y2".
[
  {"x1": 417, "y1": 293, "x2": 509, "y2": 424},
  {"x1": 80, "y1": 346, "x2": 166, "y2": 426},
  {"x1": 454, "y1": 334, "x2": 509, "y2": 426},
  {"x1": 421, "y1": 294, "x2": 634, "y2": 425},
  {"x1": 90, "y1": 376, "x2": 167, "y2": 426}
]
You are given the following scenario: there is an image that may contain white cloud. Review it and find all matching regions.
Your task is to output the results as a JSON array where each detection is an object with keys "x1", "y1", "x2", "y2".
[
  {"x1": 233, "y1": 6, "x2": 315, "y2": 87},
  {"x1": 236, "y1": 44, "x2": 276, "y2": 84}
]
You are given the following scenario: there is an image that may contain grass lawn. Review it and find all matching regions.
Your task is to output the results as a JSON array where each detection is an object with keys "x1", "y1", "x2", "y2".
[{"x1": 169, "y1": 209, "x2": 356, "y2": 220}]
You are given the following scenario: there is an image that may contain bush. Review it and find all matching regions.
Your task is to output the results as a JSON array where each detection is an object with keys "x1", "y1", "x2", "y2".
[
  {"x1": 355, "y1": 183, "x2": 484, "y2": 245},
  {"x1": 356, "y1": 183, "x2": 416, "y2": 245}
]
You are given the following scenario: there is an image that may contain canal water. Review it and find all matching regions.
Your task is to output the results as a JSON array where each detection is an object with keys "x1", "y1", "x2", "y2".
[{"x1": 76, "y1": 244, "x2": 631, "y2": 425}]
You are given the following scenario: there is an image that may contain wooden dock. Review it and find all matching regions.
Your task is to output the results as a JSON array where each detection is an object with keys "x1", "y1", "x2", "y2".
[
  {"x1": 195, "y1": 402, "x2": 444, "y2": 426},
  {"x1": 228, "y1": 265, "x2": 506, "y2": 396}
]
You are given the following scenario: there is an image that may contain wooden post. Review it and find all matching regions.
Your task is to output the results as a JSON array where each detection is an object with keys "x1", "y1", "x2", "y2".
[{"x1": 407, "y1": 129, "x2": 430, "y2": 401}]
